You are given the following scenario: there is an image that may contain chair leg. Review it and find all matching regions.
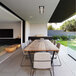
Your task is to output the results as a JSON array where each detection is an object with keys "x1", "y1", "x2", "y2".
[
  {"x1": 20, "y1": 55, "x2": 25, "y2": 66},
  {"x1": 31, "y1": 69, "x2": 35, "y2": 76},
  {"x1": 51, "y1": 63, "x2": 54, "y2": 76},
  {"x1": 57, "y1": 55, "x2": 62, "y2": 66},
  {"x1": 20, "y1": 55, "x2": 31, "y2": 67},
  {"x1": 49, "y1": 69, "x2": 52, "y2": 76},
  {"x1": 53, "y1": 55, "x2": 62, "y2": 66}
]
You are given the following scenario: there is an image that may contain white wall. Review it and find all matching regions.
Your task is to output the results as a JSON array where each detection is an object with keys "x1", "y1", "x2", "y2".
[
  {"x1": 21, "y1": 22, "x2": 47, "y2": 45},
  {"x1": 30, "y1": 24, "x2": 47, "y2": 36},
  {"x1": 25, "y1": 21, "x2": 30, "y2": 41},
  {"x1": 0, "y1": 22, "x2": 21, "y2": 38}
]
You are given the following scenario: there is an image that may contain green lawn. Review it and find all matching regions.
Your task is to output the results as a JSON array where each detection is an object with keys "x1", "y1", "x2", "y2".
[
  {"x1": 57, "y1": 39, "x2": 76, "y2": 51},
  {"x1": 68, "y1": 40, "x2": 76, "y2": 51},
  {"x1": 56, "y1": 41, "x2": 67, "y2": 46}
]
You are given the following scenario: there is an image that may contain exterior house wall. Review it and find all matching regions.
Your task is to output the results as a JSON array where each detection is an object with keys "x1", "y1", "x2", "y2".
[
  {"x1": 21, "y1": 23, "x2": 47, "y2": 46},
  {"x1": 30, "y1": 24, "x2": 47, "y2": 36},
  {"x1": 21, "y1": 22, "x2": 47, "y2": 47},
  {"x1": 0, "y1": 22, "x2": 21, "y2": 38}
]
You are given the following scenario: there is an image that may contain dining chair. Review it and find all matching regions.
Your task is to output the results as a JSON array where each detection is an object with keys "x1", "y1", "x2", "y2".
[
  {"x1": 31, "y1": 52, "x2": 53, "y2": 76},
  {"x1": 54, "y1": 43, "x2": 62, "y2": 66},
  {"x1": 53, "y1": 40, "x2": 56, "y2": 45},
  {"x1": 51, "y1": 40, "x2": 56, "y2": 45},
  {"x1": 51, "y1": 40, "x2": 54, "y2": 43},
  {"x1": 27, "y1": 40, "x2": 32, "y2": 45},
  {"x1": 20, "y1": 40, "x2": 32, "y2": 67}
]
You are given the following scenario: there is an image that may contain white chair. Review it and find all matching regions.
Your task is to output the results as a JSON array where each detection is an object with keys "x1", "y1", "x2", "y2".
[
  {"x1": 26, "y1": 40, "x2": 32, "y2": 45},
  {"x1": 31, "y1": 52, "x2": 53, "y2": 76},
  {"x1": 20, "y1": 40, "x2": 32, "y2": 67}
]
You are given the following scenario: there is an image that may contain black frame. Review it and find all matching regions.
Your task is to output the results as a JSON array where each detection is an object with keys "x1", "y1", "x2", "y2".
[{"x1": 23, "y1": 21, "x2": 25, "y2": 42}]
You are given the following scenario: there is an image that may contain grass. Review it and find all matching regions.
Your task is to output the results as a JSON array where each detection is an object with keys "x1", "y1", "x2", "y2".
[
  {"x1": 56, "y1": 39, "x2": 76, "y2": 51},
  {"x1": 56, "y1": 40, "x2": 67, "y2": 46},
  {"x1": 68, "y1": 40, "x2": 76, "y2": 51}
]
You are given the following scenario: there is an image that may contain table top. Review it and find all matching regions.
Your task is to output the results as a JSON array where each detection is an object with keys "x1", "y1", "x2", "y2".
[{"x1": 24, "y1": 39, "x2": 59, "y2": 52}]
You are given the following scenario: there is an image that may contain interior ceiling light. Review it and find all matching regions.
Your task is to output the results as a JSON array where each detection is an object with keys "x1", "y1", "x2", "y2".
[{"x1": 39, "y1": 6, "x2": 44, "y2": 14}]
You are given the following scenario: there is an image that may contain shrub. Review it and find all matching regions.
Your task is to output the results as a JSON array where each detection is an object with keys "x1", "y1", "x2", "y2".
[
  {"x1": 61, "y1": 36, "x2": 68, "y2": 40},
  {"x1": 52, "y1": 36, "x2": 61, "y2": 40},
  {"x1": 69, "y1": 36, "x2": 76, "y2": 39}
]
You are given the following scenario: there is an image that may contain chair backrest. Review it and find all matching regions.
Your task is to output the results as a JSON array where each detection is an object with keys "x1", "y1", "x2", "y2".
[
  {"x1": 56, "y1": 43, "x2": 60, "y2": 49},
  {"x1": 21, "y1": 43, "x2": 27, "y2": 50},
  {"x1": 54, "y1": 40, "x2": 56, "y2": 45},
  {"x1": 34, "y1": 52, "x2": 51, "y2": 61},
  {"x1": 21, "y1": 40, "x2": 32, "y2": 53},
  {"x1": 51, "y1": 40, "x2": 54, "y2": 43},
  {"x1": 21, "y1": 40, "x2": 32, "y2": 49},
  {"x1": 26, "y1": 40, "x2": 32, "y2": 45}
]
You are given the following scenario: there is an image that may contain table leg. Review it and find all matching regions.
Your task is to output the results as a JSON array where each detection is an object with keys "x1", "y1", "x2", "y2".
[
  {"x1": 51, "y1": 51, "x2": 55, "y2": 64},
  {"x1": 28, "y1": 51, "x2": 33, "y2": 68}
]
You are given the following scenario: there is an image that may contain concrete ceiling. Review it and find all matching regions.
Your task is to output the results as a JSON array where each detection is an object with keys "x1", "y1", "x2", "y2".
[
  {"x1": 0, "y1": 0, "x2": 60, "y2": 24},
  {"x1": 0, "y1": 6, "x2": 21, "y2": 22}
]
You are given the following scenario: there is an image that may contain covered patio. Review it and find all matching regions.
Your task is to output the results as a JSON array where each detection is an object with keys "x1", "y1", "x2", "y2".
[
  {"x1": 0, "y1": 0, "x2": 76, "y2": 76},
  {"x1": 0, "y1": 45, "x2": 76, "y2": 76}
]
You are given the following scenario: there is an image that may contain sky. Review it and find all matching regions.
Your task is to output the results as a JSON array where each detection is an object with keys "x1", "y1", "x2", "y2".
[{"x1": 47, "y1": 15, "x2": 76, "y2": 29}]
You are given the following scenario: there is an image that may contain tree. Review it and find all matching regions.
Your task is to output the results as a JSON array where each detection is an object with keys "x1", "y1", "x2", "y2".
[
  {"x1": 48, "y1": 25, "x2": 55, "y2": 30},
  {"x1": 60, "y1": 19, "x2": 76, "y2": 31}
]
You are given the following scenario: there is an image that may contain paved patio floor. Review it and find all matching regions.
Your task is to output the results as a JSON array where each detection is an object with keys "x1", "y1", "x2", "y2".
[{"x1": 0, "y1": 45, "x2": 76, "y2": 76}]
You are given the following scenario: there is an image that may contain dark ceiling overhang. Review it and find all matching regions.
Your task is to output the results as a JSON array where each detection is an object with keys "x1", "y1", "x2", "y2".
[{"x1": 49, "y1": 0, "x2": 76, "y2": 23}]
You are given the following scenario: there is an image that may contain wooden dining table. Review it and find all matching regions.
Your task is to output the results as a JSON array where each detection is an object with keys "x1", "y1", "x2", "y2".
[{"x1": 24, "y1": 39, "x2": 59, "y2": 67}]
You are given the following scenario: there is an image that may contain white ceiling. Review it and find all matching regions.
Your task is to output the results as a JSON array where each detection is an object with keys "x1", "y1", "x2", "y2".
[
  {"x1": 0, "y1": 0, "x2": 60, "y2": 24},
  {"x1": 0, "y1": 6, "x2": 21, "y2": 22}
]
